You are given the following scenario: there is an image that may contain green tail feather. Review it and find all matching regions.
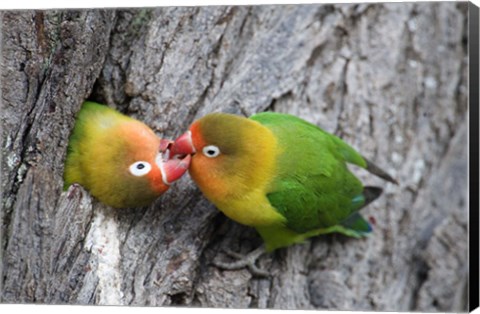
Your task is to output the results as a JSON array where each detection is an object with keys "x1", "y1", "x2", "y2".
[
  {"x1": 309, "y1": 213, "x2": 372, "y2": 239},
  {"x1": 312, "y1": 186, "x2": 383, "y2": 238},
  {"x1": 339, "y1": 213, "x2": 372, "y2": 237}
]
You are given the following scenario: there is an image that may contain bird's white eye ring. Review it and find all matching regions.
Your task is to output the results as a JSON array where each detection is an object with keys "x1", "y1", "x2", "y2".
[
  {"x1": 202, "y1": 145, "x2": 221, "y2": 158},
  {"x1": 129, "y1": 161, "x2": 152, "y2": 176}
]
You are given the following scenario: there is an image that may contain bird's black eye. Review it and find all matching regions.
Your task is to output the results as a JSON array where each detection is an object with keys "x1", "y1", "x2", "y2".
[
  {"x1": 129, "y1": 161, "x2": 152, "y2": 176},
  {"x1": 202, "y1": 145, "x2": 221, "y2": 158}
]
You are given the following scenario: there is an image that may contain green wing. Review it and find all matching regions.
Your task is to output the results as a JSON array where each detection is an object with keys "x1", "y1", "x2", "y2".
[{"x1": 250, "y1": 112, "x2": 372, "y2": 235}]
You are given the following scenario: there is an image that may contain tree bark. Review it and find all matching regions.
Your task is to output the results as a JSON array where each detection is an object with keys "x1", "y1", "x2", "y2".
[{"x1": 1, "y1": 3, "x2": 469, "y2": 311}]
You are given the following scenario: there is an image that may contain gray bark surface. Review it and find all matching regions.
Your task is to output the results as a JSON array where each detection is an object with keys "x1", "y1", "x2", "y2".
[{"x1": 1, "y1": 3, "x2": 469, "y2": 311}]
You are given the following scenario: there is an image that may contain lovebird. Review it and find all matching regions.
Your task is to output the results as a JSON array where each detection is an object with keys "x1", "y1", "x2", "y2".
[
  {"x1": 171, "y1": 112, "x2": 397, "y2": 275},
  {"x1": 64, "y1": 101, "x2": 191, "y2": 209}
]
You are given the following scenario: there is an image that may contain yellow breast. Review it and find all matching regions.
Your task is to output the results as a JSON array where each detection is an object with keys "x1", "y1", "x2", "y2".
[{"x1": 215, "y1": 191, "x2": 286, "y2": 227}]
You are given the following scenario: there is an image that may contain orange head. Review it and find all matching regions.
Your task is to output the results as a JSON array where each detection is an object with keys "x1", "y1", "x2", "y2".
[
  {"x1": 64, "y1": 101, "x2": 191, "y2": 208},
  {"x1": 169, "y1": 113, "x2": 276, "y2": 203}
]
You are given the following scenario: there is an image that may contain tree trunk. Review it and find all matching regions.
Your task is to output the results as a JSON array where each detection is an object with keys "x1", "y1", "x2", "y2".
[{"x1": 1, "y1": 3, "x2": 469, "y2": 311}]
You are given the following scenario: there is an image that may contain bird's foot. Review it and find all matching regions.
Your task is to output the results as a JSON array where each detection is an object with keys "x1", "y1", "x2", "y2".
[
  {"x1": 212, "y1": 246, "x2": 270, "y2": 277},
  {"x1": 67, "y1": 183, "x2": 83, "y2": 199}
]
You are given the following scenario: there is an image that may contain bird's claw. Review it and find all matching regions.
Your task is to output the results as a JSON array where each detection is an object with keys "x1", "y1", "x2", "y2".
[
  {"x1": 212, "y1": 246, "x2": 270, "y2": 277},
  {"x1": 67, "y1": 183, "x2": 83, "y2": 199}
]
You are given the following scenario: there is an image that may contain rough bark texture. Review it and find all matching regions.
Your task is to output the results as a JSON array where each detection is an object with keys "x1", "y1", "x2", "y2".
[{"x1": 1, "y1": 3, "x2": 469, "y2": 311}]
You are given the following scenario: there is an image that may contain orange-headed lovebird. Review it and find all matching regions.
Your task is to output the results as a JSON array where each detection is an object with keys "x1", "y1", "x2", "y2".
[
  {"x1": 64, "y1": 101, "x2": 191, "y2": 209},
  {"x1": 171, "y1": 112, "x2": 397, "y2": 275}
]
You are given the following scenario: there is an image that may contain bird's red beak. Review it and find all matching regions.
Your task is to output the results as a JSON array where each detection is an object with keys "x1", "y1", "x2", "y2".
[
  {"x1": 158, "y1": 131, "x2": 195, "y2": 185},
  {"x1": 160, "y1": 154, "x2": 191, "y2": 185},
  {"x1": 159, "y1": 139, "x2": 173, "y2": 152},
  {"x1": 157, "y1": 138, "x2": 191, "y2": 185},
  {"x1": 170, "y1": 131, "x2": 196, "y2": 155}
]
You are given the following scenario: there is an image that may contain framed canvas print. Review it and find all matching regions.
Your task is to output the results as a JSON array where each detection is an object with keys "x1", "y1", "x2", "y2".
[{"x1": 1, "y1": 0, "x2": 478, "y2": 313}]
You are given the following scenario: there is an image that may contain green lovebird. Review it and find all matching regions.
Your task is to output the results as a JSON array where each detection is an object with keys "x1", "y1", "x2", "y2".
[
  {"x1": 171, "y1": 112, "x2": 397, "y2": 275},
  {"x1": 64, "y1": 101, "x2": 191, "y2": 209}
]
